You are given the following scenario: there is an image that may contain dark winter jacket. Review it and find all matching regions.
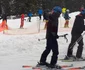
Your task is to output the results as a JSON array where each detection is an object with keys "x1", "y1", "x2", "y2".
[
  {"x1": 71, "y1": 14, "x2": 85, "y2": 35},
  {"x1": 46, "y1": 12, "x2": 60, "y2": 39},
  {"x1": 64, "y1": 11, "x2": 70, "y2": 20},
  {"x1": 0, "y1": 14, "x2": 7, "y2": 21}
]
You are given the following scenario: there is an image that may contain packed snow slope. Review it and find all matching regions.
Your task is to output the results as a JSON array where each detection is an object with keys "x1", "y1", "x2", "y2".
[{"x1": 0, "y1": 11, "x2": 85, "y2": 70}]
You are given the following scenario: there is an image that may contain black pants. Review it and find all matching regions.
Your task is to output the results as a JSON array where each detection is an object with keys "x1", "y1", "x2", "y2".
[
  {"x1": 40, "y1": 38, "x2": 59, "y2": 65},
  {"x1": 67, "y1": 34, "x2": 83, "y2": 58},
  {"x1": 29, "y1": 17, "x2": 31, "y2": 22},
  {"x1": 39, "y1": 14, "x2": 41, "y2": 20}
]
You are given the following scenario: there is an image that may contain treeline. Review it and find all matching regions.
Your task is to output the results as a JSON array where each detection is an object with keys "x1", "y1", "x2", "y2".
[{"x1": 0, "y1": 0, "x2": 85, "y2": 15}]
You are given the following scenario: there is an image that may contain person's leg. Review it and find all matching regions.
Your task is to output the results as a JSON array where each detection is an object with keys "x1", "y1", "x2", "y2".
[
  {"x1": 49, "y1": 39, "x2": 61, "y2": 69},
  {"x1": 40, "y1": 39, "x2": 51, "y2": 63},
  {"x1": 66, "y1": 20, "x2": 69, "y2": 28},
  {"x1": 20, "y1": 20, "x2": 24, "y2": 28},
  {"x1": 76, "y1": 36, "x2": 83, "y2": 58},
  {"x1": 39, "y1": 14, "x2": 41, "y2": 20},
  {"x1": 50, "y1": 39, "x2": 59, "y2": 65},
  {"x1": 67, "y1": 35, "x2": 77, "y2": 57},
  {"x1": 64, "y1": 20, "x2": 67, "y2": 28},
  {"x1": 40, "y1": 48, "x2": 51, "y2": 63},
  {"x1": 29, "y1": 17, "x2": 31, "y2": 22}
]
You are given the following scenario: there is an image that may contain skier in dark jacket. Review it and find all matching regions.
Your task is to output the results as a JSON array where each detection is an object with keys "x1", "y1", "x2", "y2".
[
  {"x1": 38, "y1": 6, "x2": 62, "y2": 68},
  {"x1": 64, "y1": 9, "x2": 85, "y2": 61},
  {"x1": 64, "y1": 9, "x2": 70, "y2": 28}
]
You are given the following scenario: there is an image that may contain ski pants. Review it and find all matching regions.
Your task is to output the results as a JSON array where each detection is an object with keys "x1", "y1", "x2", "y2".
[
  {"x1": 67, "y1": 34, "x2": 83, "y2": 58},
  {"x1": 40, "y1": 38, "x2": 59, "y2": 65},
  {"x1": 28, "y1": 16, "x2": 31, "y2": 22},
  {"x1": 64, "y1": 20, "x2": 69, "y2": 28},
  {"x1": 39, "y1": 14, "x2": 41, "y2": 20},
  {"x1": 20, "y1": 18, "x2": 24, "y2": 28}
]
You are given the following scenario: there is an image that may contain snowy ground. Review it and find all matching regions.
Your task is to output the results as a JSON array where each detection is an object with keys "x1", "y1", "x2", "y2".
[{"x1": 0, "y1": 11, "x2": 85, "y2": 70}]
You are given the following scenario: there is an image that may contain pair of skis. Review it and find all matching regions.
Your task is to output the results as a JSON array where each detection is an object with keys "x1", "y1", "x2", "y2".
[
  {"x1": 22, "y1": 64, "x2": 72, "y2": 70},
  {"x1": 22, "y1": 64, "x2": 85, "y2": 70}
]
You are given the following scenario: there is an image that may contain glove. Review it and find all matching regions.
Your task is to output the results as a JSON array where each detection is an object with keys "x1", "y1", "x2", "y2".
[{"x1": 52, "y1": 32, "x2": 59, "y2": 39}]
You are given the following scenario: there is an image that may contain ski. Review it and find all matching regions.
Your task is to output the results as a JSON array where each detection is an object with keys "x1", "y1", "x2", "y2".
[
  {"x1": 22, "y1": 64, "x2": 73, "y2": 70},
  {"x1": 59, "y1": 58, "x2": 85, "y2": 62},
  {"x1": 22, "y1": 65, "x2": 41, "y2": 70},
  {"x1": 61, "y1": 64, "x2": 73, "y2": 68},
  {"x1": 68, "y1": 66, "x2": 85, "y2": 70}
]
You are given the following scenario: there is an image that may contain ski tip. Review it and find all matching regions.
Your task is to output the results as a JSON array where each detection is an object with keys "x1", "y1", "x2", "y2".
[
  {"x1": 68, "y1": 68, "x2": 80, "y2": 70},
  {"x1": 22, "y1": 65, "x2": 32, "y2": 68},
  {"x1": 61, "y1": 64, "x2": 73, "y2": 68},
  {"x1": 22, "y1": 65, "x2": 41, "y2": 70},
  {"x1": 33, "y1": 68, "x2": 41, "y2": 70}
]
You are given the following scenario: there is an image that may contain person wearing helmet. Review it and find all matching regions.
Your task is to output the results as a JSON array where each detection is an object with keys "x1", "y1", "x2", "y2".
[
  {"x1": 37, "y1": 6, "x2": 62, "y2": 69},
  {"x1": 64, "y1": 9, "x2": 70, "y2": 28},
  {"x1": 38, "y1": 8, "x2": 43, "y2": 20},
  {"x1": 27, "y1": 10, "x2": 33, "y2": 22},
  {"x1": 64, "y1": 9, "x2": 85, "y2": 61},
  {"x1": 62, "y1": 7, "x2": 66, "y2": 17}
]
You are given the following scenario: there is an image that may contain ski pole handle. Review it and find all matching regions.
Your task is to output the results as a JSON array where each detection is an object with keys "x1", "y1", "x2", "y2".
[
  {"x1": 59, "y1": 34, "x2": 68, "y2": 42},
  {"x1": 59, "y1": 34, "x2": 68, "y2": 37}
]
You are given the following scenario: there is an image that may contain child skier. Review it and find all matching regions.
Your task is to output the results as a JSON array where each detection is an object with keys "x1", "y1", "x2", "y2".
[
  {"x1": 38, "y1": 8, "x2": 43, "y2": 20},
  {"x1": 20, "y1": 13, "x2": 25, "y2": 28},
  {"x1": 37, "y1": 6, "x2": 62, "y2": 69},
  {"x1": 27, "y1": 10, "x2": 32, "y2": 22},
  {"x1": 64, "y1": 9, "x2": 85, "y2": 61},
  {"x1": 62, "y1": 7, "x2": 66, "y2": 17},
  {"x1": 0, "y1": 14, "x2": 8, "y2": 33},
  {"x1": 64, "y1": 9, "x2": 70, "y2": 28}
]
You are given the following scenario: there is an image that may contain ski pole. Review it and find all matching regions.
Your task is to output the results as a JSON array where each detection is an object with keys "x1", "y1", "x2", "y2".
[
  {"x1": 70, "y1": 32, "x2": 85, "y2": 49},
  {"x1": 38, "y1": 38, "x2": 46, "y2": 41},
  {"x1": 38, "y1": 33, "x2": 68, "y2": 42},
  {"x1": 59, "y1": 34, "x2": 68, "y2": 42}
]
